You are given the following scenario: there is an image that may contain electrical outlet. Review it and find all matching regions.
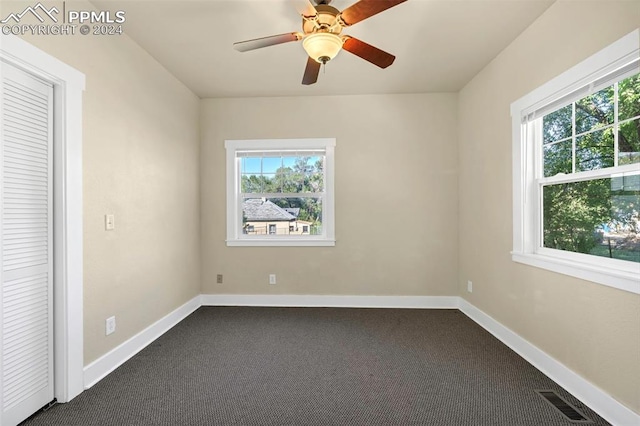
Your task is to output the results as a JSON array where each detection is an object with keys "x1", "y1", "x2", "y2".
[
  {"x1": 217, "y1": 274, "x2": 223, "y2": 284},
  {"x1": 467, "y1": 280, "x2": 473, "y2": 293},
  {"x1": 105, "y1": 214, "x2": 115, "y2": 230},
  {"x1": 106, "y1": 316, "x2": 116, "y2": 335},
  {"x1": 269, "y1": 274, "x2": 276, "y2": 285}
]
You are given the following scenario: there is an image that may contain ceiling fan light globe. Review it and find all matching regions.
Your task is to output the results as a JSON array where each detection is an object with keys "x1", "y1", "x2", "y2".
[{"x1": 302, "y1": 33, "x2": 343, "y2": 63}]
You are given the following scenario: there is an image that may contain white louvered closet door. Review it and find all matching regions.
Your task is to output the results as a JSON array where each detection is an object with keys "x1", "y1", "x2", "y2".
[{"x1": 0, "y1": 61, "x2": 54, "y2": 426}]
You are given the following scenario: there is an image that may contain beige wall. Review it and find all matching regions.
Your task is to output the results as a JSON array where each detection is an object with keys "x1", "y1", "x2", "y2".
[
  {"x1": 3, "y1": 0, "x2": 638, "y2": 415},
  {"x1": 3, "y1": 1, "x2": 201, "y2": 364},
  {"x1": 458, "y1": 0, "x2": 640, "y2": 413},
  {"x1": 201, "y1": 94, "x2": 458, "y2": 296}
]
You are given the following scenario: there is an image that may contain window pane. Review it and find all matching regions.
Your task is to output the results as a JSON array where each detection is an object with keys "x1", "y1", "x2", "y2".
[
  {"x1": 241, "y1": 157, "x2": 261, "y2": 174},
  {"x1": 576, "y1": 127, "x2": 614, "y2": 172},
  {"x1": 262, "y1": 173, "x2": 276, "y2": 191},
  {"x1": 575, "y1": 86, "x2": 614, "y2": 134},
  {"x1": 618, "y1": 73, "x2": 640, "y2": 122},
  {"x1": 242, "y1": 197, "x2": 323, "y2": 236},
  {"x1": 279, "y1": 168, "x2": 296, "y2": 193},
  {"x1": 306, "y1": 156, "x2": 324, "y2": 192},
  {"x1": 239, "y1": 155, "x2": 324, "y2": 194},
  {"x1": 305, "y1": 172, "x2": 324, "y2": 193},
  {"x1": 282, "y1": 157, "x2": 297, "y2": 169},
  {"x1": 543, "y1": 140, "x2": 572, "y2": 177},
  {"x1": 288, "y1": 156, "x2": 324, "y2": 193},
  {"x1": 543, "y1": 175, "x2": 640, "y2": 263},
  {"x1": 241, "y1": 174, "x2": 269, "y2": 193},
  {"x1": 543, "y1": 104, "x2": 572, "y2": 144},
  {"x1": 619, "y1": 118, "x2": 640, "y2": 165},
  {"x1": 262, "y1": 157, "x2": 282, "y2": 174}
]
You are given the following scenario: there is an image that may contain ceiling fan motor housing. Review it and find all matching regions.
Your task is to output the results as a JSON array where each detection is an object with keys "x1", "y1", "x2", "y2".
[{"x1": 302, "y1": 5, "x2": 343, "y2": 35}]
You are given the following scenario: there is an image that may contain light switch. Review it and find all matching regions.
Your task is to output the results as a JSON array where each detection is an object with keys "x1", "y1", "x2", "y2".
[{"x1": 105, "y1": 214, "x2": 115, "y2": 230}]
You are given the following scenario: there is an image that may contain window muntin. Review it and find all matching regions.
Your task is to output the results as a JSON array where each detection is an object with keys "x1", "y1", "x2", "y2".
[
  {"x1": 225, "y1": 139, "x2": 335, "y2": 247},
  {"x1": 542, "y1": 74, "x2": 639, "y2": 177},
  {"x1": 240, "y1": 155, "x2": 324, "y2": 193}
]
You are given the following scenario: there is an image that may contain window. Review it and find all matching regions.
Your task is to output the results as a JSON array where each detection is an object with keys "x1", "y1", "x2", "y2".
[
  {"x1": 511, "y1": 30, "x2": 640, "y2": 294},
  {"x1": 225, "y1": 138, "x2": 335, "y2": 246}
]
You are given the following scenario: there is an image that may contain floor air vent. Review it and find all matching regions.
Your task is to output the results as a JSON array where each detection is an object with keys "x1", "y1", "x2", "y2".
[{"x1": 536, "y1": 390, "x2": 591, "y2": 423}]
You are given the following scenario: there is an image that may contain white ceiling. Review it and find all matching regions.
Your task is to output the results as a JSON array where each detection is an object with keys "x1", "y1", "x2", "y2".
[{"x1": 91, "y1": 0, "x2": 554, "y2": 98}]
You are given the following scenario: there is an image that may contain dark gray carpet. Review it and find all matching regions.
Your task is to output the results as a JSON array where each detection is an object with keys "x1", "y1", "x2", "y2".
[{"x1": 22, "y1": 307, "x2": 609, "y2": 425}]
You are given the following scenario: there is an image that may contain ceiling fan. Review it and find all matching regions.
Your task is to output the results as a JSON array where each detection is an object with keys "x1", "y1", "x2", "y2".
[{"x1": 233, "y1": 0, "x2": 407, "y2": 85}]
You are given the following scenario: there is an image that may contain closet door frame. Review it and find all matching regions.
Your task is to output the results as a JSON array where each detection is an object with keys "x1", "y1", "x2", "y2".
[{"x1": 0, "y1": 34, "x2": 85, "y2": 404}]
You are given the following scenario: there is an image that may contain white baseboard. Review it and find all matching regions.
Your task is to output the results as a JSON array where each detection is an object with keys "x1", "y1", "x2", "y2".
[
  {"x1": 80, "y1": 293, "x2": 638, "y2": 426},
  {"x1": 83, "y1": 295, "x2": 202, "y2": 389},
  {"x1": 458, "y1": 298, "x2": 639, "y2": 426},
  {"x1": 200, "y1": 294, "x2": 459, "y2": 309}
]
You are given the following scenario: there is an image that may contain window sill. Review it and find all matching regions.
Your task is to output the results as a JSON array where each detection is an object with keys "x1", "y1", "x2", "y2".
[
  {"x1": 512, "y1": 252, "x2": 639, "y2": 294},
  {"x1": 227, "y1": 239, "x2": 336, "y2": 247}
]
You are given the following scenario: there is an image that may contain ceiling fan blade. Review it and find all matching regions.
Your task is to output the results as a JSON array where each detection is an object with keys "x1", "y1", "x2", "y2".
[
  {"x1": 302, "y1": 57, "x2": 321, "y2": 85},
  {"x1": 340, "y1": 0, "x2": 407, "y2": 26},
  {"x1": 342, "y1": 36, "x2": 395, "y2": 68},
  {"x1": 233, "y1": 33, "x2": 301, "y2": 52},
  {"x1": 291, "y1": 0, "x2": 317, "y2": 18}
]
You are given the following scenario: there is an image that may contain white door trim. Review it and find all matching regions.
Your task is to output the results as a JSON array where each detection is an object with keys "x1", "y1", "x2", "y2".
[{"x1": 0, "y1": 34, "x2": 85, "y2": 403}]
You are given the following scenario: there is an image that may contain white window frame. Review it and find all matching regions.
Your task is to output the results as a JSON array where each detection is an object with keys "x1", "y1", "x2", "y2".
[
  {"x1": 510, "y1": 29, "x2": 640, "y2": 295},
  {"x1": 225, "y1": 138, "x2": 336, "y2": 247}
]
